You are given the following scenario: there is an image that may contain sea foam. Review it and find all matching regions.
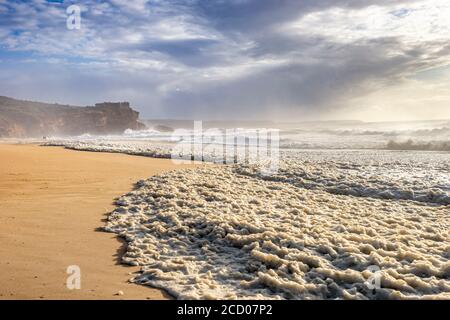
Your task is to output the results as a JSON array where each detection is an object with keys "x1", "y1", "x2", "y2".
[
  {"x1": 43, "y1": 139, "x2": 450, "y2": 299},
  {"x1": 104, "y1": 166, "x2": 449, "y2": 299}
]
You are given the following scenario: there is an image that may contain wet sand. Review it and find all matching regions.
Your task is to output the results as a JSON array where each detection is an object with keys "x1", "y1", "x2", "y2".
[{"x1": 0, "y1": 143, "x2": 196, "y2": 299}]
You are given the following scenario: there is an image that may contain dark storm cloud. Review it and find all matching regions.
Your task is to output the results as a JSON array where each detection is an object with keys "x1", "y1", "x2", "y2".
[{"x1": 161, "y1": 37, "x2": 423, "y2": 119}]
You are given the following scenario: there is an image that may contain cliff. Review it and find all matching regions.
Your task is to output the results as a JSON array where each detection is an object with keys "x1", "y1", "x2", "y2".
[{"x1": 0, "y1": 96, "x2": 146, "y2": 138}]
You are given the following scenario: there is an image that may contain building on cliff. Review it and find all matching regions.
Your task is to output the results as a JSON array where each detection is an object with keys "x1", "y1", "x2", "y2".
[{"x1": 0, "y1": 96, "x2": 146, "y2": 138}]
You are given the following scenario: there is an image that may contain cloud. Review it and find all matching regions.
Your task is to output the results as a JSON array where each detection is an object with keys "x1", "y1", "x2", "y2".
[{"x1": 0, "y1": 0, "x2": 450, "y2": 120}]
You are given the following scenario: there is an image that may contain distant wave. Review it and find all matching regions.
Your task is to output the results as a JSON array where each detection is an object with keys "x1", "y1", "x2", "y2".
[
  {"x1": 279, "y1": 139, "x2": 384, "y2": 150},
  {"x1": 406, "y1": 127, "x2": 450, "y2": 137},
  {"x1": 320, "y1": 129, "x2": 392, "y2": 136},
  {"x1": 387, "y1": 139, "x2": 450, "y2": 151},
  {"x1": 319, "y1": 127, "x2": 450, "y2": 137}
]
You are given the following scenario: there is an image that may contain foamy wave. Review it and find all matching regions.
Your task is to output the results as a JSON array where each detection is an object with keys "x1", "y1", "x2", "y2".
[
  {"x1": 43, "y1": 139, "x2": 450, "y2": 299},
  {"x1": 104, "y1": 166, "x2": 450, "y2": 299},
  {"x1": 44, "y1": 141, "x2": 450, "y2": 205},
  {"x1": 237, "y1": 150, "x2": 450, "y2": 206},
  {"x1": 324, "y1": 126, "x2": 450, "y2": 137},
  {"x1": 44, "y1": 140, "x2": 174, "y2": 158},
  {"x1": 387, "y1": 139, "x2": 450, "y2": 151}
]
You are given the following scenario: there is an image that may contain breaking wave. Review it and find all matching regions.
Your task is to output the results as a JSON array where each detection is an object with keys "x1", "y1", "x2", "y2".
[{"x1": 387, "y1": 139, "x2": 450, "y2": 151}]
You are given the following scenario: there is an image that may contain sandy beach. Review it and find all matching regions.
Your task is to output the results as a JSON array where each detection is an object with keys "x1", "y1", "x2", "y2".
[{"x1": 0, "y1": 143, "x2": 195, "y2": 300}]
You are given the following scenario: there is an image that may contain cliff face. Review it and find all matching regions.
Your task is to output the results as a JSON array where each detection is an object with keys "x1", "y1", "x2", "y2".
[{"x1": 0, "y1": 96, "x2": 146, "y2": 138}]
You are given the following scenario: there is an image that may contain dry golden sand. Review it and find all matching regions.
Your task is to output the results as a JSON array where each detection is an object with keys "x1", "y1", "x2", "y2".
[{"x1": 0, "y1": 143, "x2": 196, "y2": 300}]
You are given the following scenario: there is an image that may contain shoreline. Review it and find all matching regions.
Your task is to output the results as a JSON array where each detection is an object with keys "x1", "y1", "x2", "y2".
[
  {"x1": 0, "y1": 143, "x2": 197, "y2": 299},
  {"x1": 1, "y1": 142, "x2": 448, "y2": 299}
]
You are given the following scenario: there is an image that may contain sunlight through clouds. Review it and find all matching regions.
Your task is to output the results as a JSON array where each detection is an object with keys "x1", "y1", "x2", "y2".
[
  {"x1": 286, "y1": 1, "x2": 450, "y2": 46},
  {"x1": 0, "y1": 0, "x2": 450, "y2": 120}
]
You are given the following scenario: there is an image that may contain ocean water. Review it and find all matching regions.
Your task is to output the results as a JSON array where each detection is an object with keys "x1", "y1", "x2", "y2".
[{"x1": 44, "y1": 121, "x2": 450, "y2": 299}]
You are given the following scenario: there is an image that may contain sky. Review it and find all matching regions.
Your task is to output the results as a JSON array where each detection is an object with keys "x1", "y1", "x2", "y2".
[{"x1": 1, "y1": 0, "x2": 450, "y2": 121}]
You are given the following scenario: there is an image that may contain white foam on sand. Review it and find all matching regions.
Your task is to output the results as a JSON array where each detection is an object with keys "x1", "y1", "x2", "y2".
[
  {"x1": 104, "y1": 166, "x2": 449, "y2": 300},
  {"x1": 46, "y1": 140, "x2": 450, "y2": 205},
  {"x1": 238, "y1": 149, "x2": 450, "y2": 206},
  {"x1": 45, "y1": 139, "x2": 450, "y2": 299}
]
